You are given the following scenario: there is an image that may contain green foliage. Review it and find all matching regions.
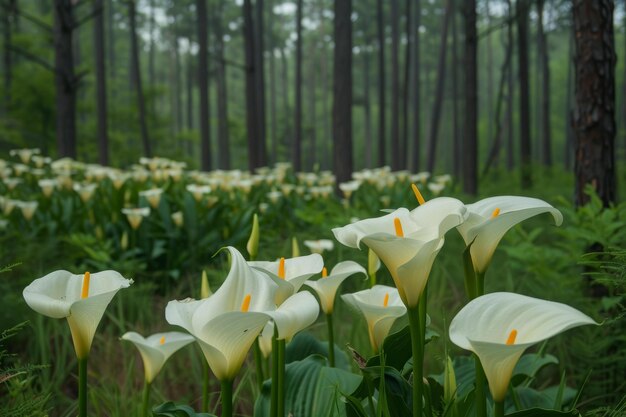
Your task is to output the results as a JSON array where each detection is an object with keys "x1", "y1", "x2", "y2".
[{"x1": 152, "y1": 402, "x2": 216, "y2": 417}]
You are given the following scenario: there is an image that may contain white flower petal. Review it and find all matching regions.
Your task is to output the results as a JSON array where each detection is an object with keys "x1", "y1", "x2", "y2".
[
  {"x1": 304, "y1": 261, "x2": 366, "y2": 313},
  {"x1": 268, "y1": 291, "x2": 319, "y2": 341}
]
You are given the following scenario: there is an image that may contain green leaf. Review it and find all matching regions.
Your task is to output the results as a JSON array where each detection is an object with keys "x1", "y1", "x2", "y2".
[
  {"x1": 286, "y1": 331, "x2": 350, "y2": 370},
  {"x1": 254, "y1": 354, "x2": 363, "y2": 417},
  {"x1": 431, "y1": 355, "x2": 476, "y2": 400},
  {"x1": 506, "y1": 408, "x2": 581, "y2": 417},
  {"x1": 511, "y1": 353, "x2": 559, "y2": 384},
  {"x1": 366, "y1": 325, "x2": 439, "y2": 372},
  {"x1": 152, "y1": 402, "x2": 215, "y2": 417}
]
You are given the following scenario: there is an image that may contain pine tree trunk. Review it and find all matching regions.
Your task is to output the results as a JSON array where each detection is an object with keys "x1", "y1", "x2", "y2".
[
  {"x1": 243, "y1": 0, "x2": 261, "y2": 170},
  {"x1": 255, "y1": 0, "x2": 267, "y2": 166},
  {"x1": 307, "y1": 52, "x2": 317, "y2": 170},
  {"x1": 196, "y1": 0, "x2": 211, "y2": 170},
  {"x1": 390, "y1": 0, "x2": 400, "y2": 170},
  {"x1": 149, "y1": 0, "x2": 155, "y2": 89},
  {"x1": 426, "y1": 0, "x2": 452, "y2": 174},
  {"x1": 376, "y1": 0, "x2": 386, "y2": 167},
  {"x1": 128, "y1": 0, "x2": 151, "y2": 157},
  {"x1": 452, "y1": 0, "x2": 460, "y2": 178},
  {"x1": 53, "y1": 0, "x2": 77, "y2": 159},
  {"x1": 517, "y1": 0, "x2": 532, "y2": 188},
  {"x1": 318, "y1": 0, "x2": 331, "y2": 169},
  {"x1": 364, "y1": 45, "x2": 373, "y2": 168},
  {"x1": 537, "y1": 0, "x2": 552, "y2": 166},
  {"x1": 186, "y1": 52, "x2": 194, "y2": 131},
  {"x1": 572, "y1": 0, "x2": 616, "y2": 207},
  {"x1": 107, "y1": 0, "x2": 115, "y2": 81},
  {"x1": 506, "y1": 0, "x2": 515, "y2": 171},
  {"x1": 294, "y1": 0, "x2": 303, "y2": 171},
  {"x1": 93, "y1": 0, "x2": 108, "y2": 165},
  {"x1": 564, "y1": 29, "x2": 574, "y2": 170},
  {"x1": 280, "y1": 47, "x2": 291, "y2": 162},
  {"x1": 401, "y1": 0, "x2": 412, "y2": 169},
  {"x1": 268, "y1": 0, "x2": 278, "y2": 164},
  {"x1": 411, "y1": 0, "x2": 422, "y2": 171},
  {"x1": 463, "y1": 0, "x2": 478, "y2": 195},
  {"x1": 2, "y1": 0, "x2": 15, "y2": 109},
  {"x1": 215, "y1": 0, "x2": 230, "y2": 169},
  {"x1": 333, "y1": 0, "x2": 352, "y2": 189}
]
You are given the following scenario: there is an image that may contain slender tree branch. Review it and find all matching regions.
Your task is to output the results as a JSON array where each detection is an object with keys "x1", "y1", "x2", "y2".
[
  {"x1": 478, "y1": 9, "x2": 520, "y2": 40},
  {"x1": 7, "y1": 44, "x2": 57, "y2": 74},
  {"x1": 73, "y1": 5, "x2": 103, "y2": 30},
  {"x1": 6, "y1": 5, "x2": 53, "y2": 32}
]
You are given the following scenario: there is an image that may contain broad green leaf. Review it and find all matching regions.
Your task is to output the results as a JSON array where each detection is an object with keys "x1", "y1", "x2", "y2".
[
  {"x1": 431, "y1": 355, "x2": 476, "y2": 400},
  {"x1": 286, "y1": 331, "x2": 350, "y2": 370},
  {"x1": 511, "y1": 353, "x2": 559, "y2": 384},
  {"x1": 152, "y1": 401, "x2": 215, "y2": 417},
  {"x1": 366, "y1": 325, "x2": 439, "y2": 372},
  {"x1": 254, "y1": 354, "x2": 363, "y2": 417},
  {"x1": 506, "y1": 408, "x2": 581, "y2": 417}
]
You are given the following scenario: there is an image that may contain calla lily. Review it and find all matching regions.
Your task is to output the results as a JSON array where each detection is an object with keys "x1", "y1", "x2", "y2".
[
  {"x1": 139, "y1": 188, "x2": 164, "y2": 209},
  {"x1": 449, "y1": 292, "x2": 597, "y2": 402},
  {"x1": 23, "y1": 270, "x2": 133, "y2": 359},
  {"x1": 342, "y1": 285, "x2": 407, "y2": 353},
  {"x1": 121, "y1": 331, "x2": 195, "y2": 383},
  {"x1": 333, "y1": 199, "x2": 467, "y2": 308},
  {"x1": 305, "y1": 261, "x2": 366, "y2": 314},
  {"x1": 249, "y1": 253, "x2": 323, "y2": 305},
  {"x1": 303, "y1": 239, "x2": 335, "y2": 254},
  {"x1": 165, "y1": 246, "x2": 277, "y2": 381},
  {"x1": 456, "y1": 196, "x2": 562, "y2": 274},
  {"x1": 122, "y1": 207, "x2": 150, "y2": 230},
  {"x1": 262, "y1": 291, "x2": 320, "y2": 343}
]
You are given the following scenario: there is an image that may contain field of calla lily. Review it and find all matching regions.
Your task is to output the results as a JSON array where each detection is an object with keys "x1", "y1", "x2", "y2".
[{"x1": 1, "y1": 150, "x2": 625, "y2": 417}]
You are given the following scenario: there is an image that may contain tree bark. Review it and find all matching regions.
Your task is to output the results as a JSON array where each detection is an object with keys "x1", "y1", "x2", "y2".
[
  {"x1": 463, "y1": 0, "x2": 478, "y2": 195},
  {"x1": 401, "y1": 0, "x2": 412, "y2": 168},
  {"x1": 506, "y1": 0, "x2": 515, "y2": 170},
  {"x1": 364, "y1": 44, "x2": 373, "y2": 168},
  {"x1": 333, "y1": 0, "x2": 352, "y2": 189},
  {"x1": 149, "y1": 0, "x2": 155, "y2": 89},
  {"x1": 572, "y1": 0, "x2": 616, "y2": 207},
  {"x1": 294, "y1": 0, "x2": 303, "y2": 171},
  {"x1": 2, "y1": 0, "x2": 16, "y2": 109},
  {"x1": 426, "y1": 0, "x2": 452, "y2": 173},
  {"x1": 186, "y1": 52, "x2": 194, "y2": 131},
  {"x1": 107, "y1": 0, "x2": 115, "y2": 81},
  {"x1": 93, "y1": 0, "x2": 108, "y2": 165},
  {"x1": 214, "y1": 0, "x2": 230, "y2": 169},
  {"x1": 197, "y1": 0, "x2": 211, "y2": 170},
  {"x1": 53, "y1": 0, "x2": 77, "y2": 159},
  {"x1": 537, "y1": 0, "x2": 552, "y2": 166},
  {"x1": 390, "y1": 0, "x2": 400, "y2": 170},
  {"x1": 376, "y1": 0, "x2": 386, "y2": 167},
  {"x1": 243, "y1": 0, "x2": 261, "y2": 170},
  {"x1": 128, "y1": 0, "x2": 151, "y2": 157},
  {"x1": 517, "y1": 0, "x2": 532, "y2": 188},
  {"x1": 255, "y1": 0, "x2": 267, "y2": 167},
  {"x1": 280, "y1": 47, "x2": 291, "y2": 162},
  {"x1": 564, "y1": 27, "x2": 574, "y2": 170},
  {"x1": 451, "y1": 0, "x2": 460, "y2": 178},
  {"x1": 411, "y1": 0, "x2": 422, "y2": 171}
]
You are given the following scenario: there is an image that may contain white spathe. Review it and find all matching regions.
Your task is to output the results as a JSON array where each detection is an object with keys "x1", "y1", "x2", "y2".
[
  {"x1": 449, "y1": 292, "x2": 597, "y2": 402},
  {"x1": 121, "y1": 331, "x2": 195, "y2": 383},
  {"x1": 305, "y1": 261, "x2": 366, "y2": 314},
  {"x1": 342, "y1": 285, "x2": 407, "y2": 353},
  {"x1": 268, "y1": 291, "x2": 320, "y2": 342},
  {"x1": 23, "y1": 270, "x2": 133, "y2": 359},
  {"x1": 165, "y1": 247, "x2": 277, "y2": 381},
  {"x1": 332, "y1": 199, "x2": 467, "y2": 307},
  {"x1": 249, "y1": 253, "x2": 323, "y2": 305},
  {"x1": 456, "y1": 196, "x2": 562, "y2": 273}
]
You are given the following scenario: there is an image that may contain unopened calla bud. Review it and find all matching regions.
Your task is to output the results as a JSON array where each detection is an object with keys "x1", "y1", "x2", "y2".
[
  {"x1": 121, "y1": 231, "x2": 128, "y2": 251},
  {"x1": 444, "y1": 355, "x2": 457, "y2": 405},
  {"x1": 292, "y1": 236, "x2": 300, "y2": 258},
  {"x1": 200, "y1": 270, "x2": 212, "y2": 299},
  {"x1": 368, "y1": 248, "x2": 380, "y2": 286},
  {"x1": 246, "y1": 213, "x2": 259, "y2": 261}
]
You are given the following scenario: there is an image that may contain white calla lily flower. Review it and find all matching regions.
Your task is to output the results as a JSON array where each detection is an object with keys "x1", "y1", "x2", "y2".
[
  {"x1": 342, "y1": 285, "x2": 407, "y2": 353},
  {"x1": 303, "y1": 239, "x2": 335, "y2": 254},
  {"x1": 249, "y1": 254, "x2": 323, "y2": 305},
  {"x1": 121, "y1": 331, "x2": 195, "y2": 383},
  {"x1": 449, "y1": 292, "x2": 597, "y2": 402},
  {"x1": 456, "y1": 196, "x2": 562, "y2": 273},
  {"x1": 269, "y1": 291, "x2": 320, "y2": 341},
  {"x1": 305, "y1": 261, "x2": 366, "y2": 314},
  {"x1": 165, "y1": 247, "x2": 277, "y2": 381},
  {"x1": 333, "y1": 199, "x2": 467, "y2": 307},
  {"x1": 23, "y1": 270, "x2": 133, "y2": 359}
]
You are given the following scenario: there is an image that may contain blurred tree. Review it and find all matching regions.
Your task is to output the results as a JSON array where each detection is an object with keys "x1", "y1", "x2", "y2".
[
  {"x1": 517, "y1": 0, "x2": 532, "y2": 188},
  {"x1": 333, "y1": 0, "x2": 352, "y2": 189},
  {"x1": 294, "y1": 0, "x2": 303, "y2": 171},
  {"x1": 463, "y1": 0, "x2": 478, "y2": 195},
  {"x1": 572, "y1": 0, "x2": 616, "y2": 207},
  {"x1": 390, "y1": 0, "x2": 400, "y2": 170},
  {"x1": 196, "y1": 0, "x2": 211, "y2": 170},
  {"x1": 93, "y1": 0, "x2": 109, "y2": 165},
  {"x1": 214, "y1": 0, "x2": 230, "y2": 169},
  {"x1": 537, "y1": 0, "x2": 552, "y2": 166},
  {"x1": 128, "y1": 0, "x2": 151, "y2": 157},
  {"x1": 243, "y1": 0, "x2": 261, "y2": 170},
  {"x1": 376, "y1": 0, "x2": 386, "y2": 167}
]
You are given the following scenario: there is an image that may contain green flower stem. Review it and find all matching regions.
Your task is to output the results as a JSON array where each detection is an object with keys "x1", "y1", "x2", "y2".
[
  {"x1": 141, "y1": 381, "x2": 151, "y2": 417},
  {"x1": 221, "y1": 379, "x2": 233, "y2": 417},
  {"x1": 202, "y1": 360, "x2": 210, "y2": 412},
  {"x1": 270, "y1": 334, "x2": 278, "y2": 417},
  {"x1": 254, "y1": 338, "x2": 265, "y2": 391},
  {"x1": 277, "y1": 339, "x2": 286, "y2": 417},
  {"x1": 362, "y1": 372, "x2": 376, "y2": 416},
  {"x1": 494, "y1": 400, "x2": 505, "y2": 417},
  {"x1": 462, "y1": 248, "x2": 477, "y2": 300},
  {"x1": 326, "y1": 312, "x2": 335, "y2": 367},
  {"x1": 474, "y1": 355, "x2": 487, "y2": 417},
  {"x1": 476, "y1": 271, "x2": 485, "y2": 298},
  {"x1": 407, "y1": 306, "x2": 423, "y2": 417},
  {"x1": 78, "y1": 357, "x2": 88, "y2": 417}
]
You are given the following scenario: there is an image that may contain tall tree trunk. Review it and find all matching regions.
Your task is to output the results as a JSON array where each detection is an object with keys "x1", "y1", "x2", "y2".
[
  {"x1": 197, "y1": 0, "x2": 211, "y2": 170},
  {"x1": 307, "y1": 52, "x2": 317, "y2": 170},
  {"x1": 564, "y1": 27, "x2": 574, "y2": 170},
  {"x1": 376, "y1": 0, "x2": 386, "y2": 167},
  {"x1": 129, "y1": 0, "x2": 151, "y2": 157},
  {"x1": 255, "y1": 0, "x2": 267, "y2": 167},
  {"x1": 107, "y1": 0, "x2": 115, "y2": 81},
  {"x1": 506, "y1": 0, "x2": 515, "y2": 171},
  {"x1": 485, "y1": 0, "x2": 494, "y2": 158},
  {"x1": 390, "y1": 0, "x2": 400, "y2": 170},
  {"x1": 572, "y1": 0, "x2": 616, "y2": 207},
  {"x1": 215, "y1": 0, "x2": 230, "y2": 169},
  {"x1": 294, "y1": 0, "x2": 303, "y2": 171},
  {"x1": 517, "y1": 0, "x2": 532, "y2": 188},
  {"x1": 186, "y1": 52, "x2": 194, "y2": 131},
  {"x1": 451, "y1": 0, "x2": 460, "y2": 178},
  {"x1": 173, "y1": 30, "x2": 183, "y2": 134},
  {"x1": 426, "y1": 0, "x2": 452, "y2": 173},
  {"x1": 243, "y1": 0, "x2": 261, "y2": 170},
  {"x1": 411, "y1": 0, "x2": 422, "y2": 171},
  {"x1": 268, "y1": 3, "x2": 278, "y2": 164},
  {"x1": 401, "y1": 0, "x2": 412, "y2": 168},
  {"x1": 2, "y1": 0, "x2": 15, "y2": 109},
  {"x1": 333, "y1": 0, "x2": 352, "y2": 188},
  {"x1": 53, "y1": 0, "x2": 77, "y2": 159},
  {"x1": 93, "y1": 0, "x2": 108, "y2": 165},
  {"x1": 149, "y1": 0, "x2": 155, "y2": 89},
  {"x1": 364, "y1": 45, "x2": 373, "y2": 168},
  {"x1": 318, "y1": 0, "x2": 330, "y2": 169},
  {"x1": 463, "y1": 0, "x2": 478, "y2": 195},
  {"x1": 537, "y1": 0, "x2": 552, "y2": 166},
  {"x1": 280, "y1": 47, "x2": 291, "y2": 162}
]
